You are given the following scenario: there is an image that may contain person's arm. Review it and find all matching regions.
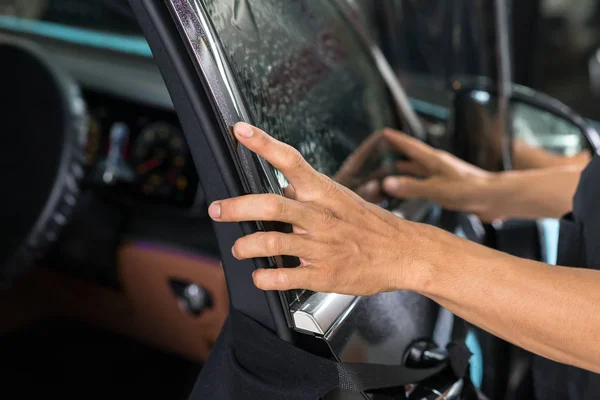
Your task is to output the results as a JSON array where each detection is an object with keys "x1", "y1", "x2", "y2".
[
  {"x1": 379, "y1": 129, "x2": 585, "y2": 222},
  {"x1": 485, "y1": 165, "x2": 583, "y2": 220},
  {"x1": 415, "y1": 230, "x2": 600, "y2": 374},
  {"x1": 513, "y1": 139, "x2": 592, "y2": 170},
  {"x1": 210, "y1": 122, "x2": 600, "y2": 373}
]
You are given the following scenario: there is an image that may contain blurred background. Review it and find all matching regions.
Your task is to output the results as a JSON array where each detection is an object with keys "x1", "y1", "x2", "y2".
[
  {"x1": 0, "y1": 0, "x2": 598, "y2": 121},
  {"x1": 349, "y1": 0, "x2": 600, "y2": 125}
]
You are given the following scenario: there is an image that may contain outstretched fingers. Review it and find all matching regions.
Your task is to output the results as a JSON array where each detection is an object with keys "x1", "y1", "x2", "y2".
[
  {"x1": 383, "y1": 176, "x2": 438, "y2": 200},
  {"x1": 209, "y1": 193, "x2": 312, "y2": 230},
  {"x1": 232, "y1": 231, "x2": 317, "y2": 260},
  {"x1": 383, "y1": 128, "x2": 440, "y2": 173},
  {"x1": 252, "y1": 266, "x2": 320, "y2": 291},
  {"x1": 233, "y1": 122, "x2": 322, "y2": 193}
]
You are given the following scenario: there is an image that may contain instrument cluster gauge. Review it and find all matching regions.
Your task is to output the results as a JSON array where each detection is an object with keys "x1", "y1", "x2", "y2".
[{"x1": 132, "y1": 122, "x2": 194, "y2": 205}]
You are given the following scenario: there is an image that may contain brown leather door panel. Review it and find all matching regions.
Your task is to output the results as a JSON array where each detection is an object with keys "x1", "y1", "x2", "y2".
[{"x1": 0, "y1": 243, "x2": 228, "y2": 362}]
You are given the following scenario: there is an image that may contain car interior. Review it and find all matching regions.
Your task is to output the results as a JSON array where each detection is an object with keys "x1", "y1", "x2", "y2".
[
  {"x1": 1, "y1": 1, "x2": 599, "y2": 399},
  {"x1": 0, "y1": 1, "x2": 226, "y2": 398}
]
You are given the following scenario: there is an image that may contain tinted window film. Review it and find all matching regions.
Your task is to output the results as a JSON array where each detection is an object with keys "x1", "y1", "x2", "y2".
[
  {"x1": 203, "y1": 0, "x2": 401, "y2": 306},
  {"x1": 531, "y1": 0, "x2": 600, "y2": 120},
  {"x1": 347, "y1": 0, "x2": 496, "y2": 110},
  {"x1": 204, "y1": 0, "x2": 399, "y2": 179}
]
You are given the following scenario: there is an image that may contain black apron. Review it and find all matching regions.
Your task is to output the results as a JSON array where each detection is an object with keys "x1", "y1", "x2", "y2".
[
  {"x1": 188, "y1": 309, "x2": 475, "y2": 399},
  {"x1": 533, "y1": 155, "x2": 600, "y2": 399},
  {"x1": 190, "y1": 309, "x2": 478, "y2": 400}
]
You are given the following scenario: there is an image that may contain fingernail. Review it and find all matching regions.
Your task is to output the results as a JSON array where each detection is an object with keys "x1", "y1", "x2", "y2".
[
  {"x1": 252, "y1": 270, "x2": 264, "y2": 287},
  {"x1": 383, "y1": 177, "x2": 400, "y2": 191},
  {"x1": 364, "y1": 180, "x2": 379, "y2": 192},
  {"x1": 208, "y1": 202, "x2": 221, "y2": 219},
  {"x1": 231, "y1": 245, "x2": 237, "y2": 259},
  {"x1": 235, "y1": 122, "x2": 254, "y2": 138}
]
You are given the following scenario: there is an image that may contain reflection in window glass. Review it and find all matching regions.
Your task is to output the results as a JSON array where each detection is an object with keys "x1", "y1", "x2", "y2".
[{"x1": 204, "y1": 0, "x2": 398, "y2": 179}]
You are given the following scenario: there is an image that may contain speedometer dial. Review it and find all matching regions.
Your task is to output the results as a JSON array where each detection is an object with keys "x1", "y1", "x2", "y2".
[{"x1": 132, "y1": 122, "x2": 191, "y2": 203}]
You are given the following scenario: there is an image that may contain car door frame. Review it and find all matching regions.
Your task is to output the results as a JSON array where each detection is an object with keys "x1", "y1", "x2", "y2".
[{"x1": 128, "y1": 0, "x2": 292, "y2": 339}]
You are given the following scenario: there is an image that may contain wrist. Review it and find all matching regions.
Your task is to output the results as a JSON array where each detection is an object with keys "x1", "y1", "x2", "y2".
[
  {"x1": 399, "y1": 222, "x2": 465, "y2": 294},
  {"x1": 408, "y1": 225, "x2": 504, "y2": 299},
  {"x1": 486, "y1": 169, "x2": 569, "y2": 221},
  {"x1": 474, "y1": 171, "x2": 517, "y2": 222}
]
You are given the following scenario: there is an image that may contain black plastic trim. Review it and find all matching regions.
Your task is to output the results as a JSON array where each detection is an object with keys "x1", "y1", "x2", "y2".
[{"x1": 128, "y1": 0, "x2": 290, "y2": 339}]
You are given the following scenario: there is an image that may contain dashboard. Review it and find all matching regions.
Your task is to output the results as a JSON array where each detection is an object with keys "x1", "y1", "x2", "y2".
[
  {"x1": 83, "y1": 91, "x2": 199, "y2": 209},
  {"x1": 0, "y1": 1, "x2": 201, "y2": 211},
  {"x1": 0, "y1": 0, "x2": 454, "y2": 366},
  {"x1": 0, "y1": 0, "x2": 139, "y2": 35}
]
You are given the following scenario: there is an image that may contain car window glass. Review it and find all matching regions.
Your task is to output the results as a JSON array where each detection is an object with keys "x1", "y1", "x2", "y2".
[
  {"x1": 532, "y1": 0, "x2": 600, "y2": 121},
  {"x1": 347, "y1": 0, "x2": 496, "y2": 112},
  {"x1": 203, "y1": 0, "x2": 401, "y2": 305},
  {"x1": 204, "y1": 0, "x2": 398, "y2": 180}
]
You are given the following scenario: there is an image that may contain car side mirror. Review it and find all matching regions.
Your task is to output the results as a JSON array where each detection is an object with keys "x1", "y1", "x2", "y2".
[
  {"x1": 451, "y1": 79, "x2": 600, "y2": 171},
  {"x1": 449, "y1": 80, "x2": 600, "y2": 246}
]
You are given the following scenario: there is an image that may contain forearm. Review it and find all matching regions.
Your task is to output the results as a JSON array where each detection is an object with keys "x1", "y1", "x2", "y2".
[
  {"x1": 513, "y1": 140, "x2": 591, "y2": 170},
  {"x1": 410, "y1": 230, "x2": 600, "y2": 372},
  {"x1": 489, "y1": 165, "x2": 583, "y2": 220}
]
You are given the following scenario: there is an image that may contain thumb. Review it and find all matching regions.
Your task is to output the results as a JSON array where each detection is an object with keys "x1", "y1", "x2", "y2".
[{"x1": 383, "y1": 176, "x2": 436, "y2": 200}]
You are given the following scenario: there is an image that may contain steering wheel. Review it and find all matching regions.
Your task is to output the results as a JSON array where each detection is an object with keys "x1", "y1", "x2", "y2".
[{"x1": 0, "y1": 36, "x2": 87, "y2": 283}]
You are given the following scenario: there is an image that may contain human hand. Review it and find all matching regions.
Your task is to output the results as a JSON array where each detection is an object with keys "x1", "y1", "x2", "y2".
[
  {"x1": 332, "y1": 130, "x2": 387, "y2": 203},
  {"x1": 381, "y1": 129, "x2": 505, "y2": 222},
  {"x1": 208, "y1": 123, "x2": 444, "y2": 295}
]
